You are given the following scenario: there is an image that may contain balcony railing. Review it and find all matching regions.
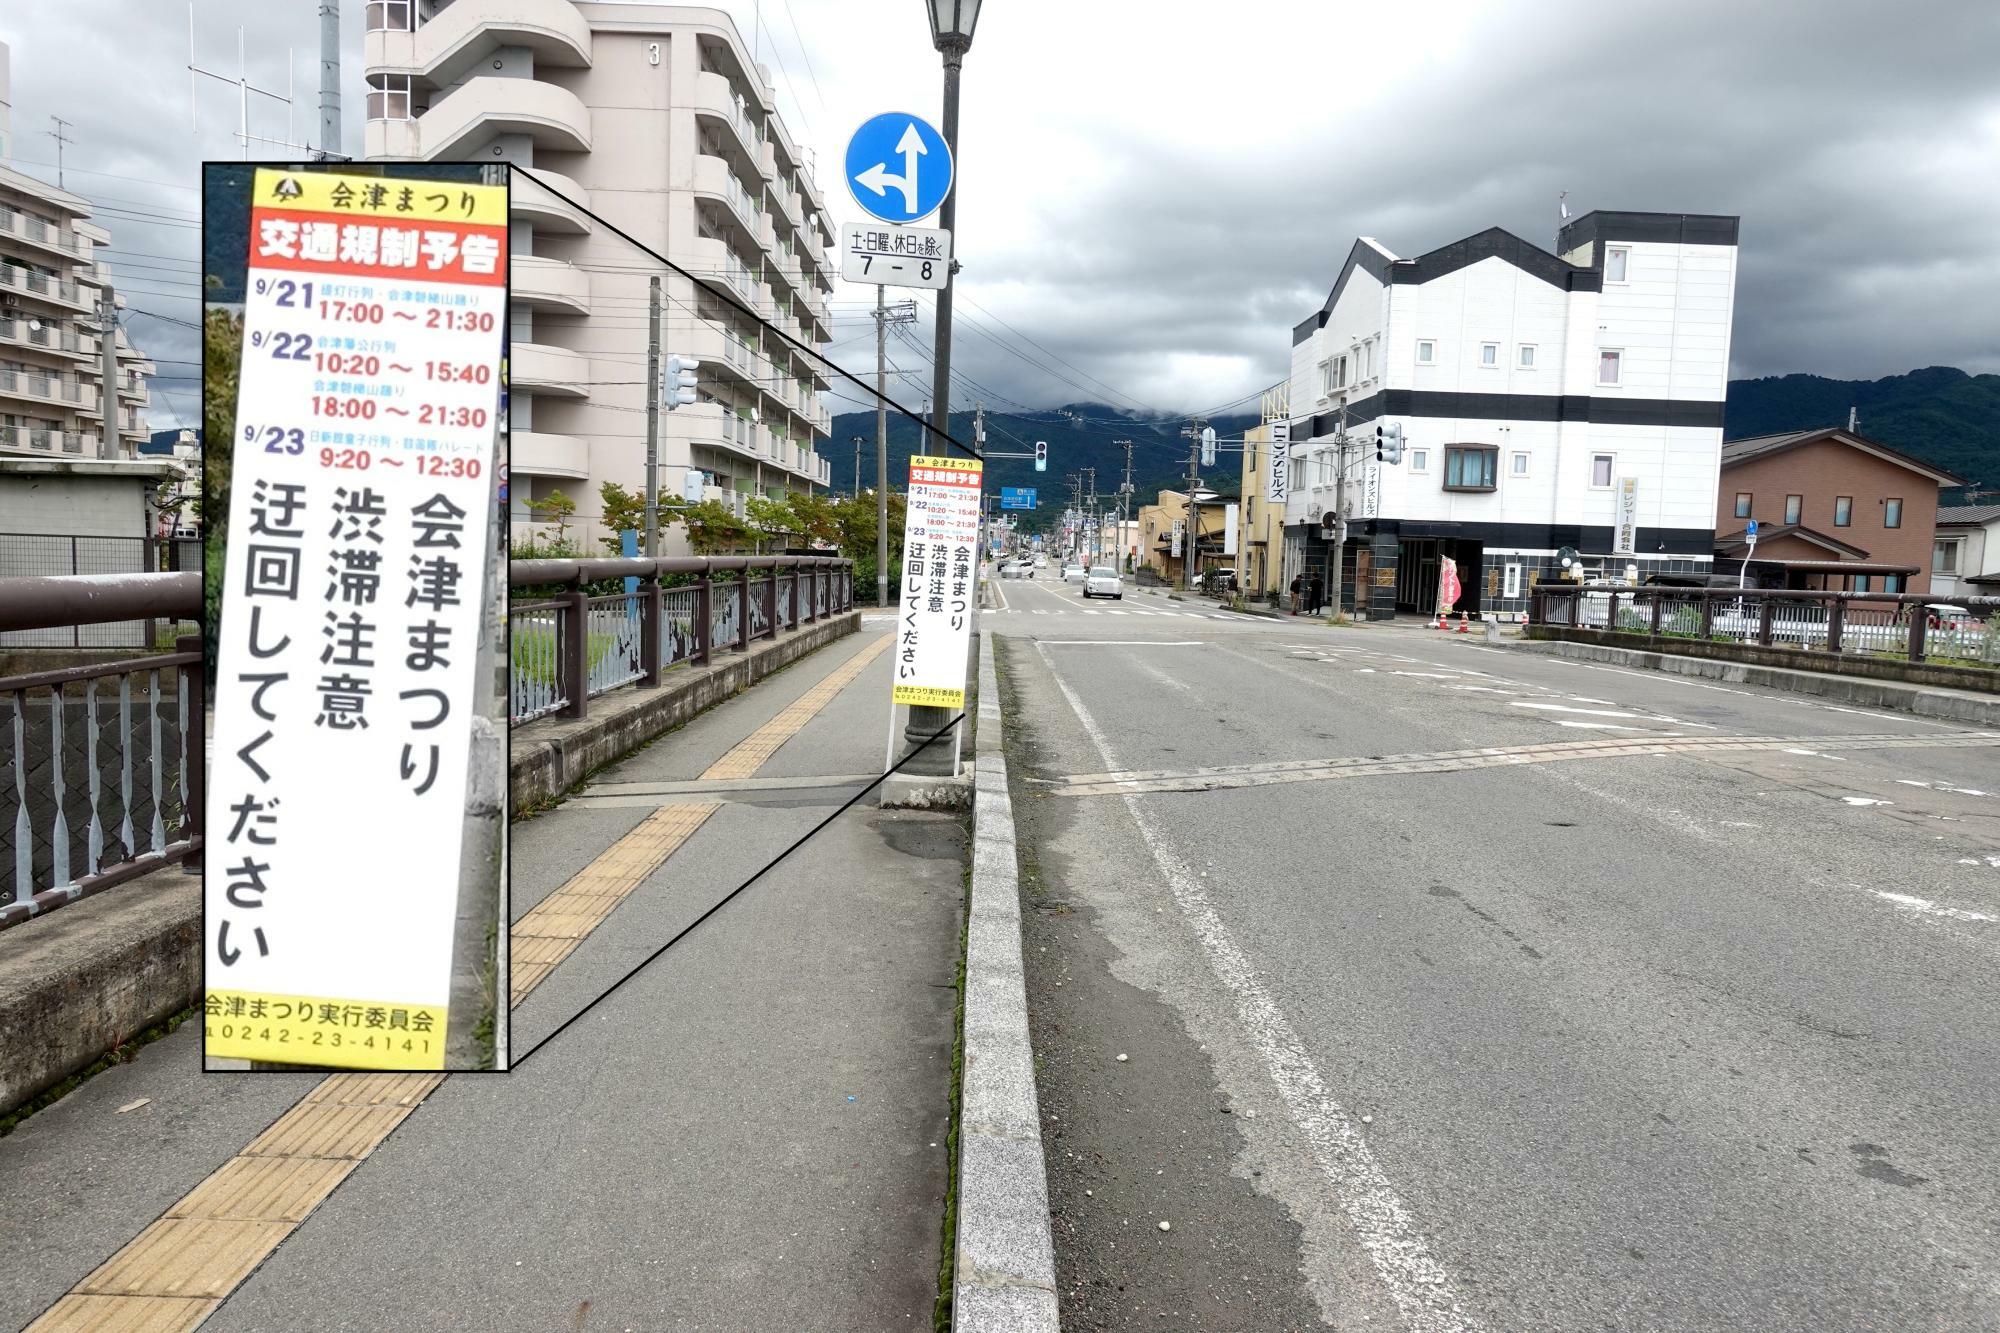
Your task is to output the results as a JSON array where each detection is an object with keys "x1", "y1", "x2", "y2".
[
  {"x1": 0, "y1": 205, "x2": 84, "y2": 255},
  {"x1": 0, "y1": 366, "x2": 88, "y2": 406},
  {"x1": 507, "y1": 556, "x2": 855, "y2": 723},
  {"x1": 0, "y1": 317, "x2": 90, "y2": 356},
  {"x1": 0, "y1": 263, "x2": 83, "y2": 305},
  {"x1": 0, "y1": 573, "x2": 204, "y2": 929}
]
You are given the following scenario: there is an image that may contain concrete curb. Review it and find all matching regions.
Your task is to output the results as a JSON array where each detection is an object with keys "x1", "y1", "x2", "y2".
[
  {"x1": 0, "y1": 866, "x2": 199, "y2": 1116},
  {"x1": 507, "y1": 613, "x2": 859, "y2": 811},
  {"x1": 1515, "y1": 638, "x2": 2000, "y2": 727},
  {"x1": 954, "y1": 631, "x2": 1060, "y2": 1331}
]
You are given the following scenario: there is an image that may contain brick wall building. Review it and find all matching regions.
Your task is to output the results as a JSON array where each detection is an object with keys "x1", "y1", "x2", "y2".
[{"x1": 1715, "y1": 427, "x2": 1964, "y2": 595}]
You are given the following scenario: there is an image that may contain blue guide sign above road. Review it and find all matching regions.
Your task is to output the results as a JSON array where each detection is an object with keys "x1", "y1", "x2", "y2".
[
  {"x1": 1000, "y1": 487, "x2": 1036, "y2": 510},
  {"x1": 844, "y1": 112, "x2": 953, "y2": 224}
]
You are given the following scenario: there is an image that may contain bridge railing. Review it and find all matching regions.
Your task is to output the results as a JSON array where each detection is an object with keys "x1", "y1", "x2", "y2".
[
  {"x1": 1530, "y1": 585, "x2": 2000, "y2": 667},
  {"x1": 0, "y1": 573, "x2": 204, "y2": 929},
  {"x1": 507, "y1": 555, "x2": 855, "y2": 724}
]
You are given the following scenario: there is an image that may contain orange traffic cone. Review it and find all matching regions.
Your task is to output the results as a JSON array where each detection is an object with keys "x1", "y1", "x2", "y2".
[
  {"x1": 1433, "y1": 608, "x2": 1447, "y2": 630},
  {"x1": 1455, "y1": 612, "x2": 1470, "y2": 633}
]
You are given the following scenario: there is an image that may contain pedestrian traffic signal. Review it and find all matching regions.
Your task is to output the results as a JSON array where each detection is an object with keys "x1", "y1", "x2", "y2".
[
  {"x1": 1034, "y1": 440, "x2": 1048, "y2": 472},
  {"x1": 663, "y1": 355, "x2": 700, "y2": 410}
]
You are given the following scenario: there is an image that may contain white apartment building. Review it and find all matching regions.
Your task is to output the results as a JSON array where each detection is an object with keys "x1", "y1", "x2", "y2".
[
  {"x1": 364, "y1": 0, "x2": 836, "y2": 553},
  {"x1": 1283, "y1": 211, "x2": 1739, "y2": 619},
  {"x1": 0, "y1": 43, "x2": 156, "y2": 462}
]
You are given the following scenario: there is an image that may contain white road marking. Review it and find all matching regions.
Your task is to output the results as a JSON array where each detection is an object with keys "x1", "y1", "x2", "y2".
[
  {"x1": 1041, "y1": 640, "x2": 1206, "y2": 647},
  {"x1": 1510, "y1": 700, "x2": 1719, "y2": 729},
  {"x1": 1841, "y1": 797, "x2": 1893, "y2": 806},
  {"x1": 1541, "y1": 659, "x2": 1960, "y2": 728},
  {"x1": 1896, "y1": 779, "x2": 1992, "y2": 797},
  {"x1": 1873, "y1": 891, "x2": 1997, "y2": 924},
  {"x1": 1034, "y1": 643, "x2": 1483, "y2": 1332},
  {"x1": 1389, "y1": 671, "x2": 1460, "y2": 679},
  {"x1": 1556, "y1": 721, "x2": 1652, "y2": 731}
]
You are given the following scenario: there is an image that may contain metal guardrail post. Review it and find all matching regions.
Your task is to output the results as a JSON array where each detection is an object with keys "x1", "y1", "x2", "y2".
[
  {"x1": 697, "y1": 574, "x2": 714, "y2": 666},
  {"x1": 1826, "y1": 599, "x2": 1844, "y2": 654},
  {"x1": 561, "y1": 577, "x2": 589, "y2": 720},
  {"x1": 1699, "y1": 597, "x2": 1715, "y2": 639},
  {"x1": 737, "y1": 572, "x2": 751, "y2": 651},
  {"x1": 1606, "y1": 590, "x2": 1621, "y2": 631},
  {"x1": 641, "y1": 573, "x2": 663, "y2": 688},
  {"x1": 1758, "y1": 599, "x2": 1775, "y2": 647},
  {"x1": 176, "y1": 634, "x2": 205, "y2": 875},
  {"x1": 789, "y1": 567, "x2": 801, "y2": 627},
  {"x1": 1909, "y1": 607, "x2": 1928, "y2": 663},
  {"x1": 1649, "y1": 593, "x2": 1664, "y2": 636}
]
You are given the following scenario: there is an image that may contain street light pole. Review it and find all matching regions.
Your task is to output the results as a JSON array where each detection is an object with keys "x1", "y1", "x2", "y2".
[{"x1": 906, "y1": 0, "x2": 981, "y2": 778}]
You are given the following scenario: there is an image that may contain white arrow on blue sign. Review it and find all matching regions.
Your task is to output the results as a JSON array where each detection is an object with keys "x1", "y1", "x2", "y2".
[
  {"x1": 844, "y1": 112, "x2": 953, "y2": 224},
  {"x1": 1746, "y1": 519, "x2": 1758, "y2": 538}
]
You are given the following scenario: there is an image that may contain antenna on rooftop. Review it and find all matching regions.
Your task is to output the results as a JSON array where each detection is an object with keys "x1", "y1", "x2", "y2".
[{"x1": 188, "y1": 2, "x2": 329, "y2": 160}]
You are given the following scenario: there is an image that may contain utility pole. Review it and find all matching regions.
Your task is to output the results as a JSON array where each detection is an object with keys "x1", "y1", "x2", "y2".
[
  {"x1": 317, "y1": 2, "x2": 340, "y2": 160},
  {"x1": 872, "y1": 293, "x2": 918, "y2": 608},
  {"x1": 44, "y1": 116, "x2": 75, "y2": 189},
  {"x1": 1115, "y1": 438, "x2": 1134, "y2": 571},
  {"x1": 851, "y1": 435, "x2": 863, "y2": 498},
  {"x1": 97, "y1": 284, "x2": 120, "y2": 460},
  {"x1": 1181, "y1": 419, "x2": 1205, "y2": 591},
  {"x1": 643, "y1": 275, "x2": 662, "y2": 558},
  {"x1": 1328, "y1": 401, "x2": 1349, "y2": 618}
]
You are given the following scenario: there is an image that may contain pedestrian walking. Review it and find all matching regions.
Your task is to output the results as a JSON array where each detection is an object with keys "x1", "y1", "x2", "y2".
[{"x1": 1308, "y1": 574, "x2": 1324, "y2": 615}]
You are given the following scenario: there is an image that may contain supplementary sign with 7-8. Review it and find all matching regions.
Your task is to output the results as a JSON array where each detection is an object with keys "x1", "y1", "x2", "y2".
[{"x1": 842, "y1": 222, "x2": 951, "y2": 290}]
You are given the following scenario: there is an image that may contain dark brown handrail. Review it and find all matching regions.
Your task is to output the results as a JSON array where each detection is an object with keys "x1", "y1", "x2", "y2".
[{"x1": 0, "y1": 572, "x2": 201, "y2": 632}]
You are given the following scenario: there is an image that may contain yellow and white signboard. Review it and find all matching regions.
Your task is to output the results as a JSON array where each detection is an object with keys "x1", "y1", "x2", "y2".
[
  {"x1": 891, "y1": 454, "x2": 984, "y2": 708},
  {"x1": 204, "y1": 169, "x2": 506, "y2": 1070}
]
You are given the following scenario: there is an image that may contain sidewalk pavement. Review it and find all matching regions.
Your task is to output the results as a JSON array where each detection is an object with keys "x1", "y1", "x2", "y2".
[{"x1": 1, "y1": 626, "x2": 966, "y2": 1332}]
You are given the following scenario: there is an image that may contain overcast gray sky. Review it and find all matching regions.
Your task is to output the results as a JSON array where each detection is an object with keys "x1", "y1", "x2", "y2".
[{"x1": 5, "y1": 0, "x2": 1995, "y2": 429}]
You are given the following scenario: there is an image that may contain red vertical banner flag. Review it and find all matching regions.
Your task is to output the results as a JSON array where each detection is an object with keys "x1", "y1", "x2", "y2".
[{"x1": 1440, "y1": 558, "x2": 1462, "y2": 612}]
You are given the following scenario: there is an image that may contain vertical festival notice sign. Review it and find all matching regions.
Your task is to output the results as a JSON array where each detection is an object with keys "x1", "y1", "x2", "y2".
[
  {"x1": 892, "y1": 454, "x2": 984, "y2": 709},
  {"x1": 205, "y1": 169, "x2": 506, "y2": 1069}
]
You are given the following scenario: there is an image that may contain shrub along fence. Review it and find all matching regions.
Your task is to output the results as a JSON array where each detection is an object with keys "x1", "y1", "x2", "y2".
[{"x1": 508, "y1": 555, "x2": 855, "y2": 724}]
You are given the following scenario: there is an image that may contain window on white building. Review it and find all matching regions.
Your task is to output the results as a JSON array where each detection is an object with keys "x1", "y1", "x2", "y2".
[
  {"x1": 1605, "y1": 246, "x2": 1630, "y2": 282},
  {"x1": 1334, "y1": 355, "x2": 1349, "y2": 389},
  {"x1": 1416, "y1": 339, "x2": 1435, "y2": 364},
  {"x1": 1598, "y1": 349, "x2": 1623, "y2": 385},
  {"x1": 1409, "y1": 448, "x2": 1429, "y2": 473},
  {"x1": 1361, "y1": 339, "x2": 1374, "y2": 381},
  {"x1": 1480, "y1": 342, "x2": 1499, "y2": 367},
  {"x1": 1289, "y1": 457, "x2": 1305, "y2": 490},
  {"x1": 1511, "y1": 452, "x2": 1529, "y2": 477},
  {"x1": 1591, "y1": 454, "x2": 1614, "y2": 488},
  {"x1": 365, "y1": 73, "x2": 413, "y2": 120},
  {"x1": 1518, "y1": 344, "x2": 1536, "y2": 369},
  {"x1": 1935, "y1": 539, "x2": 1960, "y2": 573},
  {"x1": 1503, "y1": 564, "x2": 1522, "y2": 599},
  {"x1": 1318, "y1": 361, "x2": 1334, "y2": 397}
]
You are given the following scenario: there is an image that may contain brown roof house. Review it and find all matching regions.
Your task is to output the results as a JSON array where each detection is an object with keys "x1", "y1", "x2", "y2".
[{"x1": 1715, "y1": 428, "x2": 1964, "y2": 595}]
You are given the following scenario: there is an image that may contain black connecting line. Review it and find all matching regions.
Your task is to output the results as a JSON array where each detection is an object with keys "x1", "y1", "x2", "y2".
[
  {"x1": 508, "y1": 163, "x2": 981, "y2": 463},
  {"x1": 509, "y1": 711, "x2": 965, "y2": 1069}
]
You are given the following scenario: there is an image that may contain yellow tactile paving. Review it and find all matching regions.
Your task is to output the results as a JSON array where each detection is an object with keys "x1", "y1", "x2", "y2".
[
  {"x1": 241, "y1": 1102, "x2": 414, "y2": 1160},
  {"x1": 27, "y1": 1295, "x2": 217, "y2": 1332},
  {"x1": 38, "y1": 629, "x2": 854, "y2": 1327},
  {"x1": 72, "y1": 1219, "x2": 295, "y2": 1298},
  {"x1": 167, "y1": 1157, "x2": 358, "y2": 1223},
  {"x1": 700, "y1": 634, "x2": 889, "y2": 779}
]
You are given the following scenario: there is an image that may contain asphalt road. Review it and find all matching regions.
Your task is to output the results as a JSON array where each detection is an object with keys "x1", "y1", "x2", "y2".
[{"x1": 992, "y1": 573, "x2": 2000, "y2": 1331}]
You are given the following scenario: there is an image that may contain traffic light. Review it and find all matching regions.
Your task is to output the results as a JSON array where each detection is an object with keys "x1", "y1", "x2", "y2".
[
  {"x1": 1375, "y1": 421, "x2": 1405, "y2": 464},
  {"x1": 1034, "y1": 440, "x2": 1048, "y2": 472},
  {"x1": 1200, "y1": 427, "x2": 1216, "y2": 467},
  {"x1": 662, "y1": 355, "x2": 700, "y2": 410}
]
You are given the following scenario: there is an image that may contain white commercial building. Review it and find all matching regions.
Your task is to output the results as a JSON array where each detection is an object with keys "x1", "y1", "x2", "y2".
[
  {"x1": 364, "y1": 0, "x2": 836, "y2": 551},
  {"x1": 0, "y1": 41, "x2": 156, "y2": 462},
  {"x1": 1282, "y1": 211, "x2": 1739, "y2": 619}
]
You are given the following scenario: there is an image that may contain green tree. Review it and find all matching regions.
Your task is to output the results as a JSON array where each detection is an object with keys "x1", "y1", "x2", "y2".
[
  {"x1": 596, "y1": 480, "x2": 646, "y2": 554},
  {"x1": 202, "y1": 307, "x2": 243, "y2": 683},
  {"x1": 675, "y1": 498, "x2": 754, "y2": 554},
  {"x1": 513, "y1": 489, "x2": 580, "y2": 559}
]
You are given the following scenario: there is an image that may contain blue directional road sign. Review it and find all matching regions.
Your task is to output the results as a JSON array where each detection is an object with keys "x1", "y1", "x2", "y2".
[
  {"x1": 1746, "y1": 519, "x2": 1758, "y2": 539},
  {"x1": 1000, "y1": 487, "x2": 1037, "y2": 510},
  {"x1": 844, "y1": 112, "x2": 953, "y2": 224}
]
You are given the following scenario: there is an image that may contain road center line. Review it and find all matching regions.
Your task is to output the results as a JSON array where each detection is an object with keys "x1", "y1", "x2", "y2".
[{"x1": 1032, "y1": 641, "x2": 1483, "y2": 1332}]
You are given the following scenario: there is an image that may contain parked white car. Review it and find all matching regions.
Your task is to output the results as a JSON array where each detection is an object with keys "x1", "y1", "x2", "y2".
[
  {"x1": 1082, "y1": 566, "x2": 1123, "y2": 600},
  {"x1": 1061, "y1": 563, "x2": 1087, "y2": 584}
]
